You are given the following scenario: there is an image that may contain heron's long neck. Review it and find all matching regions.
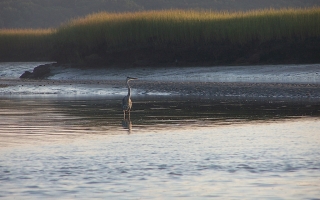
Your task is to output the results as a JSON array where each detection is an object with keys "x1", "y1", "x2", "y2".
[
  {"x1": 127, "y1": 87, "x2": 131, "y2": 97},
  {"x1": 126, "y1": 81, "x2": 131, "y2": 97}
]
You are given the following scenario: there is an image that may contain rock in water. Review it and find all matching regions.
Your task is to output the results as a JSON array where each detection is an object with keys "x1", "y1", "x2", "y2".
[
  {"x1": 33, "y1": 64, "x2": 51, "y2": 78},
  {"x1": 19, "y1": 71, "x2": 33, "y2": 78},
  {"x1": 20, "y1": 64, "x2": 51, "y2": 79}
]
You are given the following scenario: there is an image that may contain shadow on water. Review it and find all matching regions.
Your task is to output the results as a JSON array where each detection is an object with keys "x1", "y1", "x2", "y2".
[{"x1": 1, "y1": 95, "x2": 319, "y2": 135}]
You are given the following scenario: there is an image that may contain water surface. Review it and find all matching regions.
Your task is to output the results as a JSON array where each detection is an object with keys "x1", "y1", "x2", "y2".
[
  {"x1": 1, "y1": 96, "x2": 320, "y2": 199},
  {"x1": 1, "y1": 62, "x2": 320, "y2": 199}
]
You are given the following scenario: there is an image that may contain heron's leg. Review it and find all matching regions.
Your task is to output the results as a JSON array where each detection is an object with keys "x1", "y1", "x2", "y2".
[
  {"x1": 128, "y1": 111, "x2": 131, "y2": 120},
  {"x1": 123, "y1": 111, "x2": 126, "y2": 119}
]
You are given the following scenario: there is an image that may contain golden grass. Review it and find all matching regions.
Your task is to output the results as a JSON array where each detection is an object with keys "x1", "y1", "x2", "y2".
[
  {"x1": 1, "y1": 7, "x2": 319, "y2": 61},
  {"x1": 54, "y1": 8, "x2": 320, "y2": 49}
]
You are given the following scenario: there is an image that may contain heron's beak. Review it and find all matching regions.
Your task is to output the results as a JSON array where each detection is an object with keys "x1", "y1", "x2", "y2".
[{"x1": 128, "y1": 77, "x2": 138, "y2": 80}]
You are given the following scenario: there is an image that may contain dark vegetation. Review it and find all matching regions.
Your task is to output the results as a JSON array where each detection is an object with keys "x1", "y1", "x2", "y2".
[{"x1": 1, "y1": 0, "x2": 320, "y2": 29}]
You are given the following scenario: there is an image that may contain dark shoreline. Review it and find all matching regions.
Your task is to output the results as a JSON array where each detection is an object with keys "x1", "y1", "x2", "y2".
[
  {"x1": 81, "y1": 37, "x2": 320, "y2": 68},
  {"x1": 2, "y1": 37, "x2": 320, "y2": 68},
  {"x1": 54, "y1": 37, "x2": 320, "y2": 68}
]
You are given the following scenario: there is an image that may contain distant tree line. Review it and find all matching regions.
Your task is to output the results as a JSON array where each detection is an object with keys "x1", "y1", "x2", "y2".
[{"x1": 1, "y1": 0, "x2": 320, "y2": 28}]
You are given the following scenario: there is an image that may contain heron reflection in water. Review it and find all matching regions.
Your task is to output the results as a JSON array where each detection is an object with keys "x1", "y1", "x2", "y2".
[
  {"x1": 122, "y1": 118, "x2": 132, "y2": 133},
  {"x1": 122, "y1": 76, "x2": 138, "y2": 119}
]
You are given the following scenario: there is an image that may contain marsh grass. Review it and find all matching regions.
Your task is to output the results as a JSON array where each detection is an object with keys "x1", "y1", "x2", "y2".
[
  {"x1": 0, "y1": 29, "x2": 53, "y2": 60},
  {"x1": 1, "y1": 8, "x2": 319, "y2": 63},
  {"x1": 55, "y1": 8, "x2": 320, "y2": 48}
]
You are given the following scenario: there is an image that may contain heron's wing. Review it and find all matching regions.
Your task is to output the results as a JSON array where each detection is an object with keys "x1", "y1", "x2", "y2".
[
  {"x1": 122, "y1": 96, "x2": 130, "y2": 110},
  {"x1": 122, "y1": 96, "x2": 127, "y2": 105}
]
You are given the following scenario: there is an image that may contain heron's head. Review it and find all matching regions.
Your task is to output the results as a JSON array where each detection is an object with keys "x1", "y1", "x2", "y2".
[{"x1": 126, "y1": 77, "x2": 138, "y2": 81}]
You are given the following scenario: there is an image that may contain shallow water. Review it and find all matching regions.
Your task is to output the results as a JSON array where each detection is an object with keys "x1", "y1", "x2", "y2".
[
  {"x1": 1, "y1": 96, "x2": 320, "y2": 199},
  {"x1": 1, "y1": 62, "x2": 320, "y2": 199}
]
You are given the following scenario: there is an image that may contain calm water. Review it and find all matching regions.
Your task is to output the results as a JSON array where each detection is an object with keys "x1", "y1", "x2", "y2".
[{"x1": 1, "y1": 96, "x2": 320, "y2": 199}]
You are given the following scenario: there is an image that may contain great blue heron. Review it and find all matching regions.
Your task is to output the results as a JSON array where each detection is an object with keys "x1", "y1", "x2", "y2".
[{"x1": 122, "y1": 76, "x2": 137, "y2": 119}]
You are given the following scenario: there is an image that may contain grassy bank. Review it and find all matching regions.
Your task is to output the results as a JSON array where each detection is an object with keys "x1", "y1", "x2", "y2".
[{"x1": 1, "y1": 8, "x2": 320, "y2": 66}]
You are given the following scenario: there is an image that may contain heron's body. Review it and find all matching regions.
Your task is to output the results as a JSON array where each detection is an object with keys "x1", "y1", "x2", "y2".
[
  {"x1": 122, "y1": 93, "x2": 132, "y2": 111},
  {"x1": 122, "y1": 77, "x2": 137, "y2": 118}
]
